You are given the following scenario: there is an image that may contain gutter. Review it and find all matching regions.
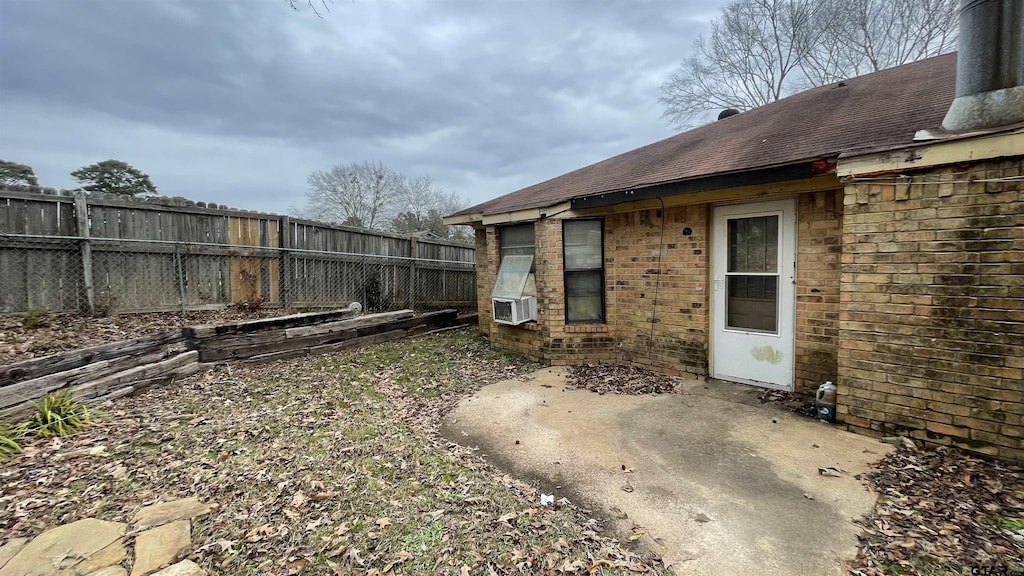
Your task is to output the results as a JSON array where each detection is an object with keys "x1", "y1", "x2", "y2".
[
  {"x1": 570, "y1": 160, "x2": 831, "y2": 211},
  {"x1": 446, "y1": 159, "x2": 837, "y2": 226}
]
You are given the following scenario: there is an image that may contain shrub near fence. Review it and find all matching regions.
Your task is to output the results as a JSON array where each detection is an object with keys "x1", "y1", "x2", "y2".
[{"x1": 0, "y1": 186, "x2": 476, "y2": 315}]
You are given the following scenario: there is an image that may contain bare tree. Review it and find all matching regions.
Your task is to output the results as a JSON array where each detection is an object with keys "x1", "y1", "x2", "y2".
[
  {"x1": 801, "y1": 0, "x2": 957, "y2": 85},
  {"x1": 390, "y1": 176, "x2": 470, "y2": 239},
  {"x1": 660, "y1": 0, "x2": 957, "y2": 128},
  {"x1": 396, "y1": 175, "x2": 439, "y2": 221},
  {"x1": 659, "y1": 0, "x2": 830, "y2": 128},
  {"x1": 396, "y1": 176, "x2": 467, "y2": 223},
  {"x1": 302, "y1": 163, "x2": 470, "y2": 239},
  {"x1": 288, "y1": 0, "x2": 331, "y2": 17},
  {"x1": 304, "y1": 161, "x2": 405, "y2": 229}
]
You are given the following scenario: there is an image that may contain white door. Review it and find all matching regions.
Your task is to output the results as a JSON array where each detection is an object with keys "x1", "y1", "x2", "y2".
[{"x1": 711, "y1": 199, "x2": 796, "y2": 390}]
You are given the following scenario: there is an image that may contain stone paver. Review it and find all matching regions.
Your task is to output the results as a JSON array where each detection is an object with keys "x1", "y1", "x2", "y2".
[
  {"x1": 5, "y1": 498, "x2": 215, "y2": 576},
  {"x1": 150, "y1": 560, "x2": 207, "y2": 576},
  {"x1": 131, "y1": 498, "x2": 214, "y2": 531},
  {"x1": 0, "y1": 538, "x2": 28, "y2": 571},
  {"x1": 0, "y1": 518, "x2": 126, "y2": 576},
  {"x1": 129, "y1": 520, "x2": 191, "y2": 576},
  {"x1": 73, "y1": 540, "x2": 128, "y2": 575},
  {"x1": 85, "y1": 567, "x2": 128, "y2": 576}
]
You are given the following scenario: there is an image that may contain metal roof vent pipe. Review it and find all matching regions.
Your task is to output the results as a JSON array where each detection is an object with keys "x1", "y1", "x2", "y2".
[{"x1": 942, "y1": 0, "x2": 1024, "y2": 132}]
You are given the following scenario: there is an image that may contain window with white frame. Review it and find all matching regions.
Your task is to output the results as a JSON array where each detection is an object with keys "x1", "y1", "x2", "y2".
[{"x1": 563, "y1": 219, "x2": 604, "y2": 323}]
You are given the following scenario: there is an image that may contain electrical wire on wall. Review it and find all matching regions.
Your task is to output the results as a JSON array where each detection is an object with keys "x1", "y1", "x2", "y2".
[{"x1": 648, "y1": 197, "x2": 666, "y2": 360}]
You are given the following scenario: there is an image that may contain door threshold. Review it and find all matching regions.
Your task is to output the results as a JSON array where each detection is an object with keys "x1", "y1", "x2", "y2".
[{"x1": 711, "y1": 374, "x2": 793, "y2": 392}]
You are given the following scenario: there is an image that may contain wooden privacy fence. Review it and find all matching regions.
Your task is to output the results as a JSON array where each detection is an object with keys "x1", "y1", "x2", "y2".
[{"x1": 0, "y1": 187, "x2": 477, "y2": 314}]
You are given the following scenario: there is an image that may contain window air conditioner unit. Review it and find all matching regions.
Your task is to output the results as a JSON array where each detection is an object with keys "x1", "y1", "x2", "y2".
[
  {"x1": 492, "y1": 296, "x2": 537, "y2": 325},
  {"x1": 491, "y1": 254, "x2": 537, "y2": 325}
]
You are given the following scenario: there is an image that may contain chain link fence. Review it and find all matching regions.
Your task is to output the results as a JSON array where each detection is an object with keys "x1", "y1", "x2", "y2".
[{"x1": 0, "y1": 234, "x2": 476, "y2": 316}]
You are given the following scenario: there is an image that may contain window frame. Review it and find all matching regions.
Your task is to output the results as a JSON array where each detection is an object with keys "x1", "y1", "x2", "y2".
[
  {"x1": 562, "y1": 218, "x2": 606, "y2": 324},
  {"x1": 724, "y1": 212, "x2": 782, "y2": 334},
  {"x1": 499, "y1": 223, "x2": 536, "y2": 270}
]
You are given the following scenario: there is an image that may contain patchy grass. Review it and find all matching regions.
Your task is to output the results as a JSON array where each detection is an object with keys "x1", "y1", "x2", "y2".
[
  {"x1": 1, "y1": 328, "x2": 667, "y2": 575},
  {"x1": 993, "y1": 515, "x2": 1024, "y2": 532}
]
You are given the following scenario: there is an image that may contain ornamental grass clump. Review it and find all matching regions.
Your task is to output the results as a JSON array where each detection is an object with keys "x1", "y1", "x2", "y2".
[
  {"x1": 0, "y1": 420, "x2": 28, "y2": 461},
  {"x1": 29, "y1": 390, "x2": 92, "y2": 438}
]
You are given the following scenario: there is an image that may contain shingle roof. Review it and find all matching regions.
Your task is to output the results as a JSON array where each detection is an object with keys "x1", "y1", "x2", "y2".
[{"x1": 455, "y1": 52, "x2": 957, "y2": 218}]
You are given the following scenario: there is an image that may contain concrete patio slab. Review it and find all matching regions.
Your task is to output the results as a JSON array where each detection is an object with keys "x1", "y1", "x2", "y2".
[{"x1": 442, "y1": 367, "x2": 891, "y2": 576}]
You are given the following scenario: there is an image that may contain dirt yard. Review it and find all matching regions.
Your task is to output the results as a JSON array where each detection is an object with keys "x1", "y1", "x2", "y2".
[{"x1": 0, "y1": 329, "x2": 669, "y2": 575}]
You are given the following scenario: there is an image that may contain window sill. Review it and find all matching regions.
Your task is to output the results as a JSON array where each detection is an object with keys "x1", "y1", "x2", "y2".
[
  {"x1": 496, "y1": 321, "x2": 542, "y2": 332},
  {"x1": 564, "y1": 324, "x2": 610, "y2": 333}
]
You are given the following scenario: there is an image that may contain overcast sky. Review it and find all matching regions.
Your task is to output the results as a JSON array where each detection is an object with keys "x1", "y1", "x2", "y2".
[{"x1": 0, "y1": 0, "x2": 724, "y2": 215}]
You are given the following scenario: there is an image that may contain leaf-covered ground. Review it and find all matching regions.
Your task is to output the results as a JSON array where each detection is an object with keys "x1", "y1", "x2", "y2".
[
  {"x1": 758, "y1": 388, "x2": 817, "y2": 418},
  {"x1": 0, "y1": 328, "x2": 669, "y2": 575},
  {"x1": 565, "y1": 365, "x2": 684, "y2": 395},
  {"x1": 848, "y1": 444, "x2": 1024, "y2": 576}
]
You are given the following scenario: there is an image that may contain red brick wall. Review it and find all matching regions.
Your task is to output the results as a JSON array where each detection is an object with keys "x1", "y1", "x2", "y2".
[
  {"x1": 837, "y1": 159, "x2": 1024, "y2": 461},
  {"x1": 604, "y1": 205, "x2": 710, "y2": 376},
  {"x1": 475, "y1": 227, "x2": 494, "y2": 336},
  {"x1": 474, "y1": 191, "x2": 844, "y2": 390},
  {"x1": 474, "y1": 208, "x2": 710, "y2": 373},
  {"x1": 475, "y1": 224, "x2": 547, "y2": 360},
  {"x1": 795, "y1": 190, "x2": 844, "y2": 394}
]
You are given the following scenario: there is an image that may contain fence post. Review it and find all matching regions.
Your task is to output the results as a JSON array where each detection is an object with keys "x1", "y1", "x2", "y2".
[
  {"x1": 174, "y1": 243, "x2": 187, "y2": 314},
  {"x1": 279, "y1": 216, "x2": 291, "y2": 310},
  {"x1": 73, "y1": 192, "x2": 95, "y2": 315},
  {"x1": 408, "y1": 236, "x2": 417, "y2": 310}
]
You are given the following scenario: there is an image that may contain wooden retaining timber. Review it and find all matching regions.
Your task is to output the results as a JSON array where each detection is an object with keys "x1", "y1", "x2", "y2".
[
  {"x1": 240, "y1": 310, "x2": 475, "y2": 364},
  {"x1": 0, "y1": 309, "x2": 477, "y2": 420},
  {"x1": 187, "y1": 306, "x2": 362, "y2": 338},
  {"x1": 0, "y1": 330, "x2": 187, "y2": 388},
  {"x1": 191, "y1": 310, "x2": 413, "y2": 363},
  {"x1": 0, "y1": 344, "x2": 189, "y2": 414},
  {"x1": 75, "y1": 351, "x2": 202, "y2": 405}
]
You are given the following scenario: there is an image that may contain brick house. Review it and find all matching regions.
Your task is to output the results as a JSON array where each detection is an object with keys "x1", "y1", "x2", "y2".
[{"x1": 445, "y1": 14, "x2": 1023, "y2": 458}]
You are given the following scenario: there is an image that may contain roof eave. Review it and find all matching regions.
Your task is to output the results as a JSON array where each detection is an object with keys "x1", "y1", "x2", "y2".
[
  {"x1": 446, "y1": 159, "x2": 840, "y2": 226},
  {"x1": 838, "y1": 126, "x2": 1024, "y2": 177},
  {"x1": 442, "y1": 212, "x2": 483, "y2": 226},
  {"x1": 443, "y1": 203, "x2": 575, "y2": 227},
  {"x1": 570, "y1": 159, "x2": 836, "y2": 211}
]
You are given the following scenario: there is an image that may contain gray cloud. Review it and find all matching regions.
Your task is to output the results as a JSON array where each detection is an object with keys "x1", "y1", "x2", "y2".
[{"x1": 0, "y1": 0, "x2": 723, "y2": 214}]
